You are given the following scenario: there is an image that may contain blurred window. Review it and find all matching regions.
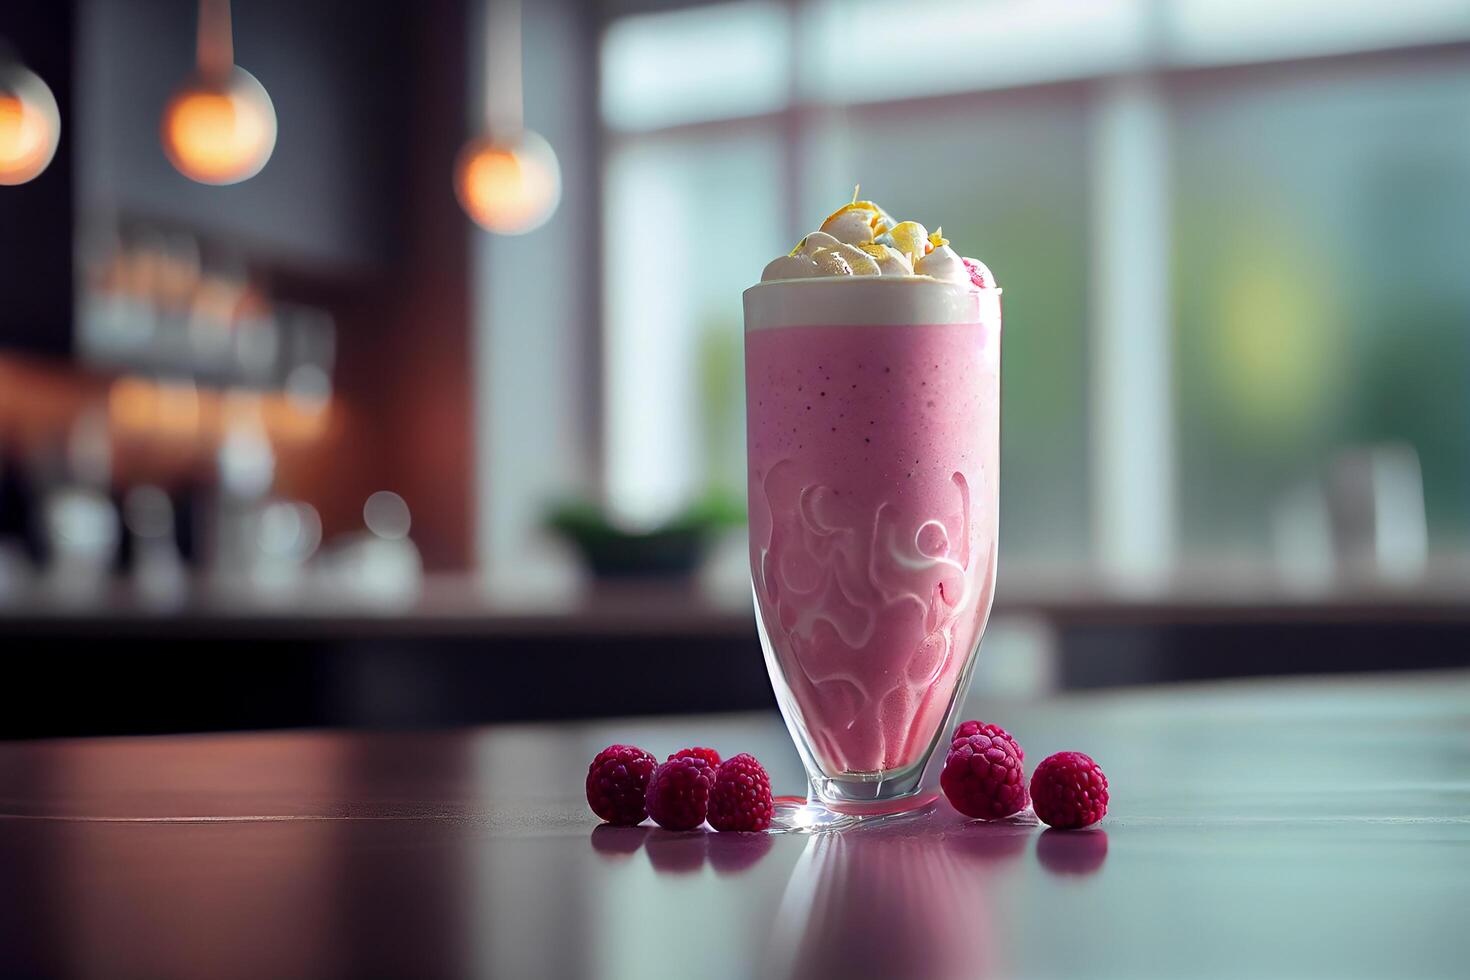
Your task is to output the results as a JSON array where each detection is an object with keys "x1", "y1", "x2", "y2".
[
  {"x1": 797, "y1": 0, "x2": 1149, "y2": 102},
  {"x1": 601, "y1": 2, "x2": 792, "y2": 131},
  {"x1": 600, "y1": 0, "x2": 1470, "y2": 579},
  {"x1": 1171, "y1": 59, "x2": 1470, "y2": 562},
  {"x1": 1166, "y1": 0, "x2": 1470, "y2": 65},
  {"x1": 603, "y1": 126, "x2": 785, "y2": 526}
]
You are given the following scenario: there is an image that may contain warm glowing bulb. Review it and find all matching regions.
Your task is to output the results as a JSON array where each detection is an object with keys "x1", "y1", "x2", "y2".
[
  {"x1": 161, "y1": 67, "x2": 276, "y2": 185},
  {"x1": 0, "y1": 65, "x2": 61, "y2": 186},
  {"x1": 454, "y1": 130, "x2": 561, "y2": 235}
]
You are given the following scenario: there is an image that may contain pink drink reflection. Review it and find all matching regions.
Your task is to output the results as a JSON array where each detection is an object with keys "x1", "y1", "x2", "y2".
[{"x1": 764, "y1": 811, "x2": 1029, "y2": 980}]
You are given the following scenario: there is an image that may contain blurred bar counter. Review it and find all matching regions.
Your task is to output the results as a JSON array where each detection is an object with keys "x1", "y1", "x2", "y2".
[{"x1": 2, "y1": 574, "x2": 1468, "y2": 738}]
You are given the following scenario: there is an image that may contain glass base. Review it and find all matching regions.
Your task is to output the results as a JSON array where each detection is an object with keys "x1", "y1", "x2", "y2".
[
  {"x1": 750, "y1": 583, "x2": 991, "y2": 835},
  {"x1": 768, "y1": 794, "x2": 940, "y2": 834}
]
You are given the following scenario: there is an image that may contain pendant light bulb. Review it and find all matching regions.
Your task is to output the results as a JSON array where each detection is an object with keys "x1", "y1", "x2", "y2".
[
  {"x1": 455, "y1": 129, "x2": 561, "y2": 235},
  {"x1": 0, "y1": 61, "x2": 61, "y2": 186},
  {"x1": 456, "y1": 0, "x2": 560, "y2": 234},
  {"x1": 162, "y1": 67, "x2": 276, "y2": 185},
  {"x1": 161, "y1": 0, "x2": 276, "y2": 185}
]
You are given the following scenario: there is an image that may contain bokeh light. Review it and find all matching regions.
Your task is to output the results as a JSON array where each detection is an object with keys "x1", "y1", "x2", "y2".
[
  {"x1": 259, "y1": 500, "x2": 322, "y2": 561},
  {"x1": 161, "y1": 67, "x2": 277, "y2": 185},
  {"x1": 454, "y1": 129, "x2": 561, "y2": 235},
  {"x1": 0, "y1": 63, "x2": 61, "y2": 186},
  {"x1": 123, "y1": 486, "x2": 175, "y2": 540},
  {"x1": 364, "y1": 491, "x2": 411, "y2": 540}
]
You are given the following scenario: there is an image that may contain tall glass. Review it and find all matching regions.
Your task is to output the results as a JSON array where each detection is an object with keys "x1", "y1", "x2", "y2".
[{"x1": 744, "y1": 278, "x2": 1001, "y2": 830}]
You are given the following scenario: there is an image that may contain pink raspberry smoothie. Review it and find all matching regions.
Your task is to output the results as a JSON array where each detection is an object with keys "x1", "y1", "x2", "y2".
[{"x1": 745, "y1": 279, "x2": 1000, "y2": 777}]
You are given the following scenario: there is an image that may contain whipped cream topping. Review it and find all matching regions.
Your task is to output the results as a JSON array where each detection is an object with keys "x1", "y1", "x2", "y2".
[{"x1": 760, "y1": 194, "x2": 996, "y2": 288}]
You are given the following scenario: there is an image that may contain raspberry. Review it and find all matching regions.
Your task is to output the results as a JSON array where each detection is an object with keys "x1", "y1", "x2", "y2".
[
  {"x1": 707, "y1": 753, "x2": 774, "y2": 833},
  {"x1": 962, "y1": 256, "x2": 995, "y2": 289},
  {"x1": 586, "y1": 744, "x2": 658, "y2": 826},
  {"x1": 645, "y1": 756, "x2": 715, "y2": 831},
  {"x1": 1030, "y1": 751, "x2": 1109, "y2": 829},
  {"x1": 952, "y1": 719, "x2": 1023, "y2": 760},
  {"x1": 669, "y1": 746, "x2": 722, "y2": 770},
  {"x1": 940, "y1": 732, "x2": 1028, "y2": 820}
]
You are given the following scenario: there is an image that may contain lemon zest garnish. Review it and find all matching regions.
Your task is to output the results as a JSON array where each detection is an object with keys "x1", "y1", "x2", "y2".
[
  {"x1": 927, "y1": 228, "x2": 948, "y2": 253},
  {"x1": 888, "y1": 221, "x2": 928, "y2": 261},
  {"x1": 788, "y1": 234, "x2": 809, "y2": 257},
  {"x1": 823, "y1": 200, "x2": 884, "y2": 230}
]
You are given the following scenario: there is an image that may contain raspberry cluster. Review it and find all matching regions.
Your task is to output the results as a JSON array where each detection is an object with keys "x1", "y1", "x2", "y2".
[
  {"x1": 586, "y1": 744, "x2": 773, "y2": 833},
  {"x1": 587, "y1": 720, "x2": 1112, "y2": 835},
  {"x1": 941, "y1": 719, "x2": 1110, "y2": 830}
]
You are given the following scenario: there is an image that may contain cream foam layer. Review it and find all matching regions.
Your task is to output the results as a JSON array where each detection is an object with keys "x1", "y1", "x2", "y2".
[
  {"x1": 759, "y1": 197, "x2": 997, "y2": 288},
  {"x1": 744, "y1": 278, "x2": 1001, "y2": 331}
]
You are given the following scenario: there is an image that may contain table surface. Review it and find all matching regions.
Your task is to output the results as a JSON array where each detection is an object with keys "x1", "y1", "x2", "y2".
[{"x1": 1, "y1": 672, "x2": 1467, "y2": 980}]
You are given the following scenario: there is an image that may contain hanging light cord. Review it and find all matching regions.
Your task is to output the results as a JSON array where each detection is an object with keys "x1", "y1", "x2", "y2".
[
  {"x1": 196, "y1": 0, "x2": 234, "y2": 84},
  {"x1": 485, "y1": 0, "x2": 523, "y2": 136}
]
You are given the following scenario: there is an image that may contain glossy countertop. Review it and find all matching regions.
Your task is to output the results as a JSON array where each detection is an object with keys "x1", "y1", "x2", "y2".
[{"x1": 1, "y1": 671, "x2": 1467, "y2": 979}]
